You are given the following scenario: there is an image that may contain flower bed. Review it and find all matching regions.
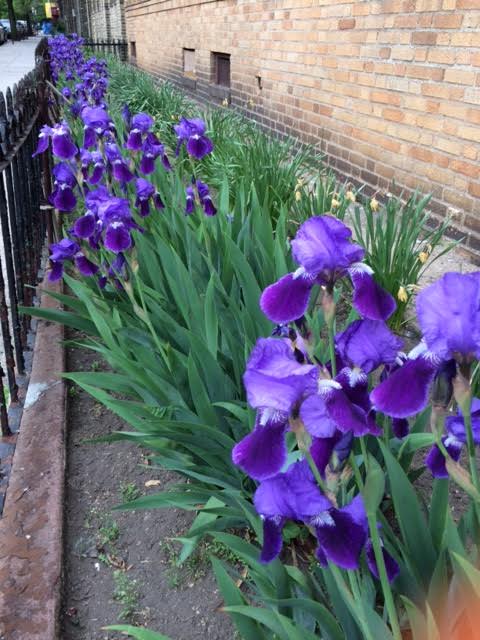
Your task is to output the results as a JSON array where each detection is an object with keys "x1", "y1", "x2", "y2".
[{"x1": 29, "y1": 35, "x2": 480, "y2": 640}]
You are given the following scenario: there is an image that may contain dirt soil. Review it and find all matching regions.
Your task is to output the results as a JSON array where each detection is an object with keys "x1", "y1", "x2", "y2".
[{"x1": 61, "y1": 332, "x2": 234, "y2": 640}]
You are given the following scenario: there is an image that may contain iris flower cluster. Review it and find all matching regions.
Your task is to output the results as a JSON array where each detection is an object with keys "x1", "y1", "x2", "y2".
[
  {"x1": 36, "y1": 36, "x2": 216, "y2": 285},
  {"x1": 233, "y1": 213, "x2": 480, "y2": 579}
]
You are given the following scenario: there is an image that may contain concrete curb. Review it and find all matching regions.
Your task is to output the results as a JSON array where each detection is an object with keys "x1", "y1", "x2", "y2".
[{"x1": 0, "y1": 277, "x2": 65, "y2": 640}]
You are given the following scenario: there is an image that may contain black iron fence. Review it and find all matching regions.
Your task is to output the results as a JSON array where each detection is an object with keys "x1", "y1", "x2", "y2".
[
  {"x1": 0, "y1": 38, "x2": 55, "y2": 435},
  {"x1": 83, "y1": 38, "x2": 128, "y2": 62}
]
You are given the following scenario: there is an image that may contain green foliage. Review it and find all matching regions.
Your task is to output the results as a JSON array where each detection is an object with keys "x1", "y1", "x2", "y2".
[
  {"x1": 98, "y1": 519, "x2": 120, "y2": 546},
  {"x1": 105, "y1": 627, "x2": 173, "y2": 640},
  {"x1": 350, "y1": 191, "x2": 457, "y2": 330},
  {"x1": 112, "y1": 571, "x2": 140, "y2": 620},
  {"x1": 120, "y1": 482, "x2": 141, "y2": 503},
  {"x1": 36, "y1": 51, "x2": 472, "y2": 640}
]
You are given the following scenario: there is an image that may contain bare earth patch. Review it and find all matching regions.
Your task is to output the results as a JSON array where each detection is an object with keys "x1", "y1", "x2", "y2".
[{"x1": 62, "y1": 332, "x2": 234, "y2": 640}]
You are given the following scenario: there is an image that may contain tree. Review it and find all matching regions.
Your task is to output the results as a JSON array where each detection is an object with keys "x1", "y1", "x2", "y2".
[{"x1": 5, "y1": 0, "x2": 17, "y2": 40}]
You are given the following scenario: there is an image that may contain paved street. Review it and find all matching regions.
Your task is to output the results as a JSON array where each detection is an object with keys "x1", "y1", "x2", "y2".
[{"x1": 0, "y1": 37, "x2": 42, "y2": 95}]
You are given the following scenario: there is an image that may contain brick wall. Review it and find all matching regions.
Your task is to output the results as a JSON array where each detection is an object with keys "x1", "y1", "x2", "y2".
[
  {"x1": 128, "y1": 1, "x2": 478, "y2": 259},
  {"x1": 60, "y1": 0, "x2": 126, "y2": 40},
  {"x1": 89, "y1": 0, "x2": 127, "y2": 40}
]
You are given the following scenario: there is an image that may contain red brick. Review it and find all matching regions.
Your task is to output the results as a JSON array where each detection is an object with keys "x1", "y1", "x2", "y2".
[
  {"x1": 370, "y1": 90, "x2": 401, "y2": 105},
  {"x1": 411, "y1": 31, "x2": 437, "y2": 46},
  {"x1": 338, "y1": 18, "x2": 356, "y2": 30},
  {"x1": 382, "y1": 108, "x2": 405, "y2": 122},
  {"x1": 433, "y1": 13, "x2": 463, "y2": 29},
  {"x1": 450, "y1": 160, "x2": 480, "y2": 179},
  {"x1": 468, "y1": 182, "x2": 480, "y2": 198}
]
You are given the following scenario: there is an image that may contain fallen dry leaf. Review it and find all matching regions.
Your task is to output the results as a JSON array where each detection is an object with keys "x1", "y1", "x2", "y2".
[{"x1": 144, "y1": 479, "x2": 162, "y2": 487}]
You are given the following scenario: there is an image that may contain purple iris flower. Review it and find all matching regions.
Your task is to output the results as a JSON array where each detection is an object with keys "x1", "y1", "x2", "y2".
[
  {"x1": 303, "y1": 374, "x2": 381, "y2": 440},
  {"x1": 126, "y1": 113, "x2": 154, "y2": 151},
  {"x1": 81, "y1": 106, "x2": 111, "y2": 148},
  {"x1": 231, "y1": 337, "x2": 317, "y2": 480},
  {"x1": 74, "y1": 211, "x2": 96, "y2": 239},
  {"x1": 370, "y1": 344, "x2": 438, "y2": 419},
  {"x1": 33, "y1": 122, "x2": 78, "y2": 160},
  {"x1": 185, "y1": 180, "x2": 217, "y2": 216},
  {"x1": 80, "y1": 150, "x2": 106, "y2": 185},
  {"x1": 72, "y1": 187, "x2": 139, "y2": 253},
  {"x1": 96, "y1": 195, "x2": 139, "y2": 253},
  {"x1": 135, "y1": 178, "x2": 164, "y2": 217},
  {"x1": 174, "y1": 117, "x2": 214, "y2": 160},
  {"x1": 254, "y1": 460, "x2": 369, "y2": 570},
  {"x1": 140, "y1": 133, "x2": 171, "y2": 175},
  {"x1": 417, "y1": 272, "x2": 480, "y2": 364},
  {"x1": 260, "y1": 216, "x2": 395, "y2": 325},
  {"x1": 185, "y1": 186, "x2": 195, "y2": 215},
  {"x1": 425, "y1": 398, "x2": 480, "y2": 478},
  {"x1": 335, "y1": 319, "x2": 403, "y2": 377},
  {"x1": 196, "y1": 181, "x2": 217, "y2": 216},
  {"x1": 50, "y1": 162, "x2": 77, "y2": 212},
  {"x1": 105, "y1": 222, "x2": 132, "y2": 253},
  {"x1": 121, "y1": 104, "x2": 132, "y2": 128},
  {"x1": 105, "y1": 143, "x2": 134, "y2": 183},
  {"x1": 48, "y1": 238, "x2": 98, "y2": 281},
  {"x1": 372, "y1": 272, "x2": 480, "y2": 419}
]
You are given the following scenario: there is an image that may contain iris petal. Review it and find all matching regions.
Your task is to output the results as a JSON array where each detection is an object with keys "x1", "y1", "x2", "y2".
[
  {"x1": 324, "y1": 387, "x2": 372, "y2": 436},
  {"x1": 104, "y1": 223, "x2": 131, "y2": 253},
  {"x1": 370, "y1": 356, "x2": 437, "y2": 419},
  {"x1": 260, "y1": 517, "x2": 285, "y2": 563},
  {"x1": 52, "y1": 133, "x2": 77, "y2": 160},
  {"x1": 186, "y1": 135, "x2": 213, "y2": 159},
  {"x1": 425, "y1": 437, "x2": 462, "y2": 478},
  {"x1": 314, "y1": 496, "x2": 367, "y2": 570},
  {"x1": 53, "y1": 186, "x2": 76, "y2": 212},
  {"x1": 351, "y1": 271, "x2": 396, "y2": 321},
  {"x1": 260, "y1": 273, "x2": 314, "y2": 324},
  {"x1": 232, "y1": 415, "x2": 288, "y2": 480},
  {"x1": 300, "y1": 394, "x2": 337, "y2": 438}
]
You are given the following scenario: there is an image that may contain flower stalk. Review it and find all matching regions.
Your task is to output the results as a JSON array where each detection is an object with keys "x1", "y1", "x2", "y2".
[{"x1": 366, "y1": 511, "x2": 402, "y2": 640}]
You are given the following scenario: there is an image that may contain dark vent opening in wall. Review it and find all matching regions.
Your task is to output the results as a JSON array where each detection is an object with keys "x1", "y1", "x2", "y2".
[
  {"x1": 130, "y1": 41, "x2": 137, "y2": 60},
  {"x1": 212, "y1": 52, "x2": 231, "y2": 87}
]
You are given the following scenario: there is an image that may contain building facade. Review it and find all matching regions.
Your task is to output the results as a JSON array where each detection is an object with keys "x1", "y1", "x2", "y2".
[
  {"x1": 60, "y1": 0, "x2": 126, "y2": 41},
  {"x1": 125, "y1": 0, "x2": 480, "y2": 260}
]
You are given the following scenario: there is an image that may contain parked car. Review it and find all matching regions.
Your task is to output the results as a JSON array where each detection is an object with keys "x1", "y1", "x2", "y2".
[
  {"x1": 16, "y1": 20, "x2": 27, "y2": 37},
  {"x1": 0, "y1": 24, "x2": 7, "y2": 45},
  {"x1": 0, "y1": 19, "x2": 12, "y2": 38}
]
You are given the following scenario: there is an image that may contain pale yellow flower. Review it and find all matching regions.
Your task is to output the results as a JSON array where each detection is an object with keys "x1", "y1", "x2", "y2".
[
  {"x1": 397, "y1": 286, "x2": 408, "y2": 303},
  {"x1": 370, "y1": 197, "x2": 379, "y2": 212},
  {"x1": 221, "y1": 98, "x2": 229, "y2": 107},
  {"x1": 418, "y1": 251, "x2": 428, "y2": 264},
  {"x1": 346, "y1": 190, "x2": 356, "y2": 203},
  {"x1": 295, "y1": 190, "x2": 302, "y2": 202},
  {"x1": 331, "y1": 198, "x2": 340, "y2": 209}
]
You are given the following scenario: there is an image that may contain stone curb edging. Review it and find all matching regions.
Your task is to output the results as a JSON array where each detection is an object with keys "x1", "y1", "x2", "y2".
[{"x1": 0, "y1": 277, "x2": 65, "y2": 640}]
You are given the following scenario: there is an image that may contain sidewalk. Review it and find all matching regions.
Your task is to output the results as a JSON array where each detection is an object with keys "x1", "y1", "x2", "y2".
[{"x1": 0, "y1": 37, "x2": 42, "y2": 95}]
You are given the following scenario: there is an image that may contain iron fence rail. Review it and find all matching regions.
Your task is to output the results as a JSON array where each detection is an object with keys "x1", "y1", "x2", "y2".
[
  {"x1": 0, "y1": 38, "x2": 53, "y2": 435},
  {"x1": 83, "y1": 38, "x2": 128, "y2": 62}
]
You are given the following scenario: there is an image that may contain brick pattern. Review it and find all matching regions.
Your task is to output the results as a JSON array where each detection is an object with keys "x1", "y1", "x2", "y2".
[
  {"x1": 60, "y1": 0, "x2": 127, "y2": 40},
  {"x1": 125, "y1": 0, "x2": 480, "y2": 260}
]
